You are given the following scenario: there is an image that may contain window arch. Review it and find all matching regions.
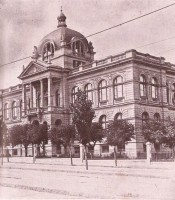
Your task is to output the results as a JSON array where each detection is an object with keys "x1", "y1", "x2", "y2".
[
  {"x1": 72, "y1": 40, "x2": 84, "y2": 55},
  {"x1": 151, "y1": 77, "x2": 158, "y2": 99},
  {"x1": 114, "y1": 112, "x2": 122, "y2": 121},
  {"x1": 142, "y1": 112, "x2": 149, "y2": 124},
  {"x1": 98, "y1": 80, "x2": 107, "y2": 102},
  {"x1": 113, "y1": 76, "x2": 123, "y2": 99},
  {"x1": 72, "y1": 86, "x2": 79, "y2": 103},
  {"x1": 139, "y1": 75, "x2": 146, "y2": 97},
  {"x1": 42, "y1": 42, "x2": 54, "y2": 61},
  {"x1": 4, "y1": 103, "x2": 9, "y2": 120},
  {"x1": 12, "y1": 101, "x2": 17, "y2": 119},
  {"x1": 154, "y1": 113, "x2": 160, "y2": 122},
  {"x1": 55, "y1": 89, "x2": 60, "y2": 107},
  {"x1": 99, "y1": 115, "x2": 107, "y2": 129},
  {"x1": 172, "y1": 83, "x2": 175, "y2": 105},
  {"x1": 84, "y1": 83, "x2": 93, "y2": 101}
]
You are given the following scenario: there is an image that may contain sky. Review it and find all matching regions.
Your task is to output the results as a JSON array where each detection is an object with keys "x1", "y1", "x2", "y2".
[{"x1": 1, "y1": 0, "x2": 175, "y2": 89}]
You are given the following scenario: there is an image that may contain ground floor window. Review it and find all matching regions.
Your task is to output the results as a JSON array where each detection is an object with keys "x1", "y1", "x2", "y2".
[
  {"x1": 74, "y1": 146, "x2": 80, "y2": 154},
  {"x1": 101, "y1": 145, "x2": 109, "y2": 153}
]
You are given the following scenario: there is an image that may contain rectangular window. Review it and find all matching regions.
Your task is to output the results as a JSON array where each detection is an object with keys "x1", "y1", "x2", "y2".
[
  {"x1": 102, "y1": 145, "x2": 109, "y2": 153},
  {"x1": 56, "y1": 145, "x2": 61, "y2": 154},
  {"x1": 13, "y1": 149, "x2": 18, "y2": 156},
  {"x1": 74, "y1": 146, "x2": 80, "y2": 154}
]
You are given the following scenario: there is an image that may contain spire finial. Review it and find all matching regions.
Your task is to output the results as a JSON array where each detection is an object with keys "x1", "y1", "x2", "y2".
[{"x1": 57, "y1": 7, "x2": 67, "y2": 28}]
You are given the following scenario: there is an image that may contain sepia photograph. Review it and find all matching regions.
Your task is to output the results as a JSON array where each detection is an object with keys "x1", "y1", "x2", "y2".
[{"x1": 0, "y1": 0, "x2": 175, "y2": 199}]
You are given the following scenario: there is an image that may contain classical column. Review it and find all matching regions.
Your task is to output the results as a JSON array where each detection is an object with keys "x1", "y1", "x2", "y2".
[
  {"x1": 48, "y1": 77, "x2": 52, "y2": 108},
  {"x1": 30, "y1": 83, "x2": 33, "y2": 108},
  {"x1": 22, "y1": 84, "x2": 26, "y2": 115},
  {"x1": 40, "y1": 79, "x2": 44, "y2": 107}
]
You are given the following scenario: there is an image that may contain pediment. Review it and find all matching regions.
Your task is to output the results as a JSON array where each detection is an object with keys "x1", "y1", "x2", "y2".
[{"x1": 18, "y1": 61, "x2": 47, "y2": 79}]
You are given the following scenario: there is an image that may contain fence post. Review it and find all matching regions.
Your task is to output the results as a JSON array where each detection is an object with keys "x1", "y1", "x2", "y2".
[{"x1": 146, "y1": 142, "x2": 151, "y2": 164}]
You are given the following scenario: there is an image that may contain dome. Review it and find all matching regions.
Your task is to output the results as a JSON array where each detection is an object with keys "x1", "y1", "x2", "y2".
[
  {"x1": 37, "y1": 26, "x2": 89, "y2": 54},
  {"x1": 37, "y1": 10, "x2": 89, "y2": 55}
]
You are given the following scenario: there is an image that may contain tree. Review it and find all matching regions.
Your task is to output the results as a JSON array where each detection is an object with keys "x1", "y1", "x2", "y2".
[
  {"x1": 8, "y1": 124, "x2": 30, "y2": 157},
  {"x1": 70, "y1": 90, "x2": 95, "y2": 170},
  {"x1": 27, "y1": 124, "x2": 48, "y2": 158},
  {"x1": 142, "y1": 120, "x2": 166, "y2": 152},
  {"x1": 106, "y1": 119, "x2": 135, "y2": 166},
  {"x1": 163, "y1": 121, "x2": 175, "y2": 157},
  {"x1": 0, "y1": 119, "x2": 8, "y2": 164},
  {"x1": 49, "y1": 125, "x2": 76, "y2": 165}
]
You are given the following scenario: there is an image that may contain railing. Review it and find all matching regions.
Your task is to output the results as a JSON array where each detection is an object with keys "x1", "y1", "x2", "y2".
[{"x1": 151, "y1": 152, "x2": 174, "y2": 162}]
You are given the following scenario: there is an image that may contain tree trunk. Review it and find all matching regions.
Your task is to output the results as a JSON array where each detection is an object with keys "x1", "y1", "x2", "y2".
[
  {"x1": 69, "y1": 144, "x2": 73, "y2": 166},
  {"x1": 84, "y1": 145, "x2": 88, "y2": 170},
  {"x1": 6, "y1": 148, "x2": 9, "y2": 162},
  {"x1": 25, "y1": 145, "x2": 28, "y2": 157},
  {"x1": 42, "y1": 142, "x2": 46, "y2": 157},
  {"x1": 82, "y1": 146, "x2": 84, "y2": 163},
  {"x1": 114, "y1": 146, "x2": 117, "y2": 167}
]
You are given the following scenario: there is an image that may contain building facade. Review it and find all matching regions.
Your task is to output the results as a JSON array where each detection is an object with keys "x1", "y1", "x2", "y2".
[{"x1": 1, "y1": 10, "x2": 175, "y2": 158}]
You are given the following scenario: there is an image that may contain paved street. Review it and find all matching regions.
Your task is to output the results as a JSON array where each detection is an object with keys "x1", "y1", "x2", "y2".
[{"x1": 0, "y1": 158, "x2": 175, "y2": 199}]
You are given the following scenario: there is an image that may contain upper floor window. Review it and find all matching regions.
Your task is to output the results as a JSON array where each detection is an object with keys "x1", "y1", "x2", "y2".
[
  {"x1": 72, "y1": 86, "x2": 79, "y2": 103},
  {"x1": 12, "y1": 101, "x2": 17, "y2": 119},
  {"x1": 154, "y1": 113, "x2": 160, "y2": 122},
  {"x1": 98, "y1": 80, "x2": 107, "y2": 102},
  {"x1": 73, "y1": 60, "x2": 85, "y2": 68},
  {"x1": 114, "y1": 112, "x2": 122, "y2": 121},
  {"x1": 142, "y1": 112, "x2": 149, "y2": 124},
  {"x1": 84, "y1": 83, "x2": 93, "y2": 101},
  {"x1": 166, "y1": 82, "x2": 170, "y2": 104},
  {"x1": 113, "y1": 76, "x2": 123, "y2": 99},
  {"x1": 72, "y1": 41, "x2": 84, "y2": 55},
  {"x1": 42, "y1": 42, "x2": 54, "y2": 61},
  {"x1": 139, "y1": 75, "x2": 146, "y2": 97},
  {"x1": 4, "y1": 103, "x2": 9, "y2": 120},
  {"x1": 172, "y1": 83, "x2": 175, "y2": 105},
  {"x1": 55, "y1": 89, "x2": 60, "y2": 107},
  {"x1": 151, "y1": 77, "x2": 158, "y2": 99},
  {"x1": 99, "y1": 115, "x2": 107, "y2": 129}
]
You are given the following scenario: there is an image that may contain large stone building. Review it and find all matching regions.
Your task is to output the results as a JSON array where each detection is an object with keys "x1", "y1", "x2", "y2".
[{"x1": 1, "y1": 10, "x2": 175, "y2": 158}]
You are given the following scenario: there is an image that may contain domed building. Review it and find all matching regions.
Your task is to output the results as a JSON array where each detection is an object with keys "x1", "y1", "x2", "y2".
[{"x1": 1, "y1": 9, "x2": 175, "y2": 159}]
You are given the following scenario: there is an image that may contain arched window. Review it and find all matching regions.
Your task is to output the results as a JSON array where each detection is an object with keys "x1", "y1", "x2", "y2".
[
  {"x1": 113, "y1": 76, "x2": 123, "y2": 99},
  {"x1": 166, "y1": 82, "x2": 170, "y2": 104},
  {"x1": 151, "y1": 77, "x2": 158, "y2": 99},
  {"x1": 142, "y1": 112, "x2": 149, "y2": 124},
  {"x1": 172, "y1": 83, "x2": 175, "y2": 105},
  {"x1": 72, "y1": 86, "x2": 79, "y2": 103},
  {"x1": 84, "y1": 83, "x2": 93, "y2": 101},
  {"x1": 42, "y1": 42, "x2": 54, "y2": 61},
  {"x1": 154, "y1": 113, "x2": 160, "y2": 122},
  {"x1": 55, "y1": 89, "x2": 60, "y2": 107},
  {"x1": 139, "y1": 75, "x2": 146, "y2": 97},
  {"x1": 4, "y1": 103, "x2": 9, "y2": 120},
  {"x1": 98, "y1": 80, "x2": 107, "y2": 102},
  {"x1": 12, "y1": 101, "x2": 17, "y2": 119},
  {"x1": 114, "y1": 112, "x2": 122, "y2": 121},
  {"x1": 72, "y1": 40, "x2": 84, "y2": 55},
  {"x1": 99, "y1": 115, "x2": 107, "y2": 129}
]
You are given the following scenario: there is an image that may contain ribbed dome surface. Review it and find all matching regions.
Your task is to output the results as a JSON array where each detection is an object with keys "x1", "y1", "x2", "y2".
[{"x1": 38, "y1": 27, "x2": 88, "y2": 54}]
